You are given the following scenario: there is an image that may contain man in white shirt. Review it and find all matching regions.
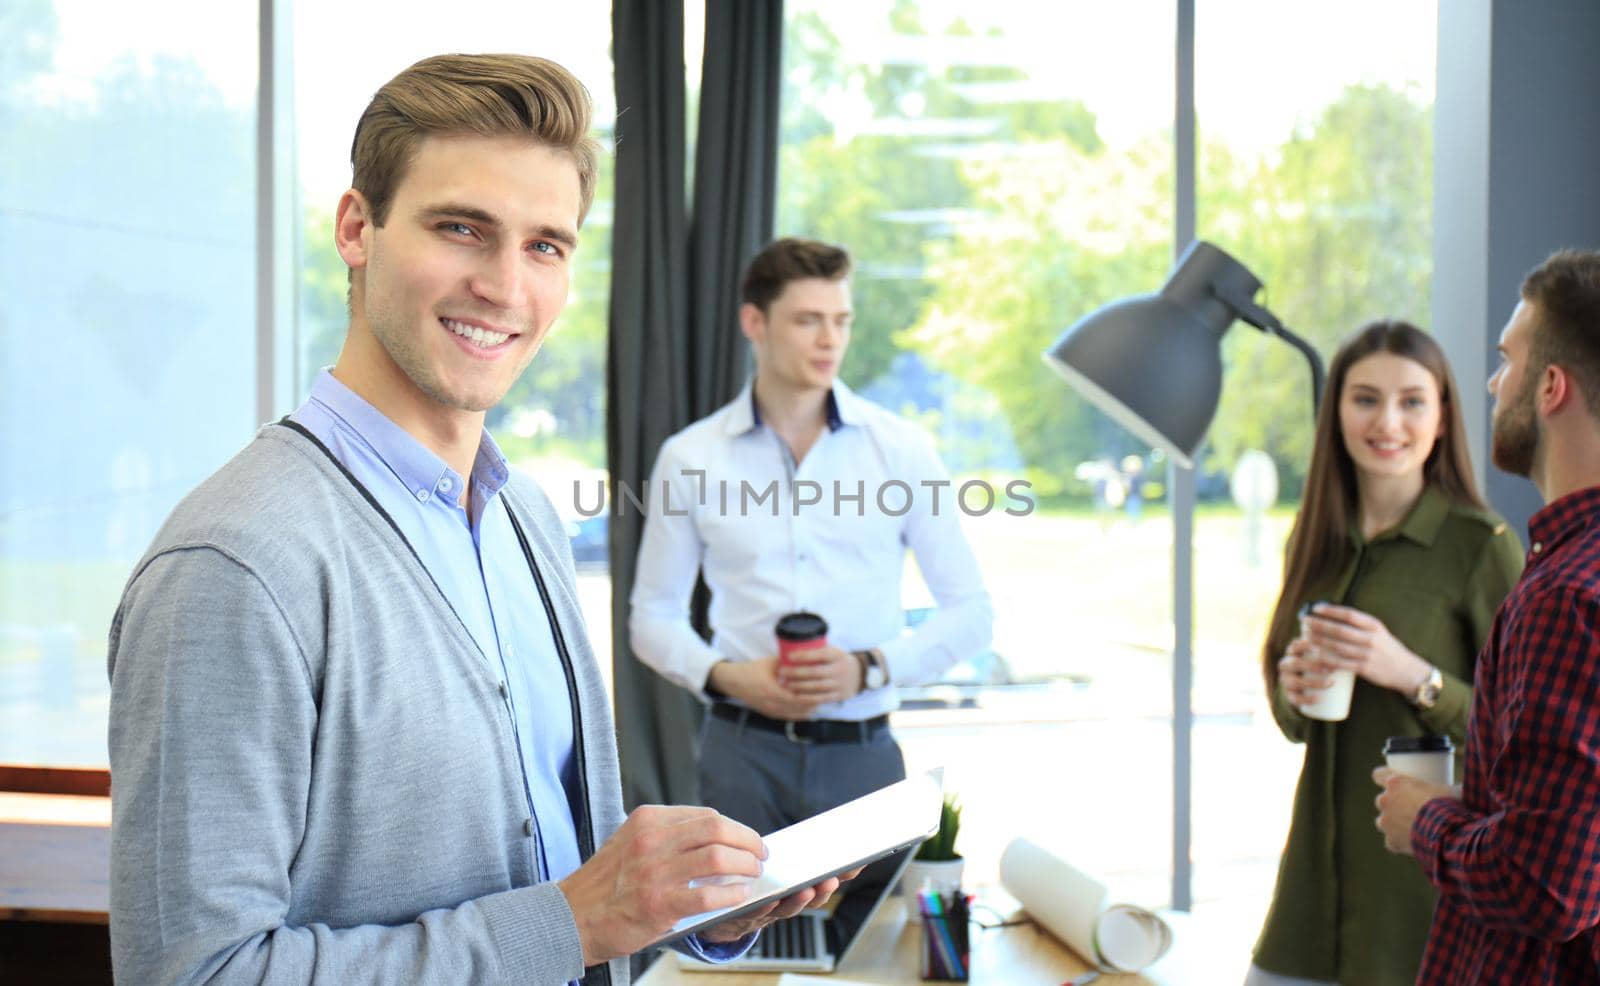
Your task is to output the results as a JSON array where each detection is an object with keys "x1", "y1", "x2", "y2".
[{"x1": 628, "y1": 238, "x2": 993, "y2": 838}]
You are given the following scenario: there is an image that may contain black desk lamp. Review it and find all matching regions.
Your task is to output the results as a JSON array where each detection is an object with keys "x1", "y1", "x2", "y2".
[
  {"x1": 1041, "y1": 240, "x2": 1324, "y2": 914},
  {"x1": 1043, "y1": 240, "x2": 1325, "y2": 465}
]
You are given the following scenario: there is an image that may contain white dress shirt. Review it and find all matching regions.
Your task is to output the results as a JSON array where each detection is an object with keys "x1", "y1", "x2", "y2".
[{"x1": 628, "y1": 381, "x2": 994, "y2": 720}]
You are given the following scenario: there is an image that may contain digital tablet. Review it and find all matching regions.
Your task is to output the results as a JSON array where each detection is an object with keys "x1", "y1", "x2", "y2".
[{"x1": 650, "y1": 768, "x2": 945, "y2": 947}]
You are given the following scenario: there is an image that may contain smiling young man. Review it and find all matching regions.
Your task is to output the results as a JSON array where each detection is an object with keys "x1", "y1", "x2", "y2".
[
  {"x1": 1374, "y1": 248, "x2": 1600, "y2": 983},
  {"x1": 107, "y1": 55, "x2": 840, "y2": 986},
  {"x1": 628, "y1": 238, "x2": 992, "y2": 854}
]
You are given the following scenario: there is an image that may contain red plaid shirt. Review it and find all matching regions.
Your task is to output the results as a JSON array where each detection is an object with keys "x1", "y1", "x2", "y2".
[{"x1": 1414, "y1": 485, "x2": 1600, "y2": 983}]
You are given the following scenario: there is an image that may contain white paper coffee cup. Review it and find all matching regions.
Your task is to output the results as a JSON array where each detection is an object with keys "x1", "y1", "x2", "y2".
[
  {"x1": 1298, "y1": 666, "x2": 1356, "y2": 721},
  {"x1": 1296, "y1": 601, "x2": 1354, "y2": 722},
  {"x1": 1384, "y1": 735, "x2": 1454, "y2": 785}
]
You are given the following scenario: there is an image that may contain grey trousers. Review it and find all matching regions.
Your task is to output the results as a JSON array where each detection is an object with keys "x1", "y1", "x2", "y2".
[
  {"x1": 698, "y1": 711, "x2": 910, "y2": 911},
  {"x1": 698, "y1": 712, "x2": 907, "y2": 834}
]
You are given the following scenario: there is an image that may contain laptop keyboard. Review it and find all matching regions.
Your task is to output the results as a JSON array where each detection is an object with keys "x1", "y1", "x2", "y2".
[{"x1": 755, "y1": 914, "x2": 818, "y2": 960}]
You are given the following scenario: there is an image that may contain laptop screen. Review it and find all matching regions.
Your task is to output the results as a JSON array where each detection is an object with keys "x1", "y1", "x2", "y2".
[{"x1": 824, "y1": 843, "x2": 918, "y2": 962}]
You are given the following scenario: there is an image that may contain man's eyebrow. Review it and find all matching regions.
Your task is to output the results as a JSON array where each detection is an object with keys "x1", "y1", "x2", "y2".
[
  {"x1": 421, "y1": 204, "x2": 578, "y2": 250},
  {"x1": 534, "y1": 224, "x2": 580, "y2": 251},
  {"x1": 421, "y1": 203, "x2": 503, "y2": 228}
]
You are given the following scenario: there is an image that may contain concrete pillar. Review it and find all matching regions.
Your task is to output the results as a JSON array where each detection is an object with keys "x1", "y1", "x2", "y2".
[{"x1": 1433, "y1": 0, "x2": 1600, "y2": 537}]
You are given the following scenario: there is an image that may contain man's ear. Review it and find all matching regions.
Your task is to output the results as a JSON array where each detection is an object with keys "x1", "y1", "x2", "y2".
[
  {"x1": 738, "y1": 302, "x2": 765, "y2": 345},
  {"x1": 1538, "y1": 363, "x2": 1574, "y2": 417},
  {"x1": 334, "y1": 188, "x2": 375, "y2": 272}
]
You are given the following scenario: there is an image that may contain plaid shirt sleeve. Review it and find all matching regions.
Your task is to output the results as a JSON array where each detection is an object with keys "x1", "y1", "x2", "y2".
[{"x1": 1413, "y1": 583, "x2": 1600, "y2": 941}]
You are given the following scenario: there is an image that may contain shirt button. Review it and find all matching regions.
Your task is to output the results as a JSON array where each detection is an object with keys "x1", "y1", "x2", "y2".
[
  {"x1": 498, "y1": 681, "x2": 509, "y2": 697},
  {"x1": 438, "y1": 477, "x2": 453, "y2": 493},
  {"x1": 415, "y1": 489, "x2": 430, "y2": 502},
  {"x1": 1532, "y1": 541, "x2": 1544, "y2": 554},
  {"x1": 524, "y1": 817, "x2": 536, "y2": 837}
]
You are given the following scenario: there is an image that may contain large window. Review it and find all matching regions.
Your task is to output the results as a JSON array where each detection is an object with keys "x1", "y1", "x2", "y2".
[
  {"x1": 778, "y1": 0, "x2": 1177, "y2": 903},
  {"x1": 0, "y1": 0, "x2": 258, "y2": 764},
  {"x1": 1193, "y1": 0, "x2": 1437, "y2": 957},
  {"x1": 778, "y1": 0, "x2": 1437, "y2": 971}
]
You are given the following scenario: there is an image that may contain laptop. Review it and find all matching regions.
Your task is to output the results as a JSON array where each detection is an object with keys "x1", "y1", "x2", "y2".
[{"x1": 674, "y1": 844, "x2": 916, "y2": 974}]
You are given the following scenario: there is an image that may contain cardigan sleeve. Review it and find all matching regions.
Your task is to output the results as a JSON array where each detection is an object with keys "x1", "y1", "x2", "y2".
[{"x1": 108, "y1": 546, "x2": 589, "y2": 986}]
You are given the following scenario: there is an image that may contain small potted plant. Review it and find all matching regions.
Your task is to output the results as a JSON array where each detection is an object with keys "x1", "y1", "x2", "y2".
[{"x1": 904, "y1": 793, "x2": 963, "y2": 915}]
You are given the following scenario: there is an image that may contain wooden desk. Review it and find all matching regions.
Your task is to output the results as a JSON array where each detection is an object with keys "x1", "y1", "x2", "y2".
[
  {"x1": 638, "y1": 897, "x2": 1197, "y2": 985},
  {"x1": 0, "y1": 791, "x2": 111, "y2": 923}
]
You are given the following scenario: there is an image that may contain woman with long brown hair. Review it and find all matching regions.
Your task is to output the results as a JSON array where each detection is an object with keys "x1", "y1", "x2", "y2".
[{"x1": 1248, "y1": 322, "x2": 1524, "y2": 986}]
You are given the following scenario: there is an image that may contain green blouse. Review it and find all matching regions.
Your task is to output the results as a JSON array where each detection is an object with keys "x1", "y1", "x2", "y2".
[{"x1": 1252, "y1": 486, "x2": 1525, "y2": 985}]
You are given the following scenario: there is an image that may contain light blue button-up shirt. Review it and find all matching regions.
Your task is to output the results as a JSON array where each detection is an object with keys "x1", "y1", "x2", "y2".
[{"x1": 291, "y1": 371, "x2": 581, "y2": 886}]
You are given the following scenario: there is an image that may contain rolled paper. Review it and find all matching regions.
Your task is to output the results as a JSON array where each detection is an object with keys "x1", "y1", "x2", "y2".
[{"x1": 998, "y1": 836, "x2": 1171, "y2": 973}]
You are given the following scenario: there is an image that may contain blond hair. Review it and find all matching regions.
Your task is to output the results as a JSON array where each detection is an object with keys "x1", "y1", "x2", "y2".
[{"x1": 351, "y1": 53, "x2": 600, "y2": 226}]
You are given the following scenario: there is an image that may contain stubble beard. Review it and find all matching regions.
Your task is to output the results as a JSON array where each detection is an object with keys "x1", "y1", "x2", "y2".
[
  {"x1": 367, "y1": 302, "x2": 536, "y2": 415},
  {"x1": 1490, "y1": 381, "x2": 1539, "y2": 478}
]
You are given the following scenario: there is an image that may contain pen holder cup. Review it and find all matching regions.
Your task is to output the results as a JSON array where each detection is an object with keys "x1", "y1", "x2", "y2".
[{"x1": 918, "y1": 891, "x2": 970, "y2": 982}]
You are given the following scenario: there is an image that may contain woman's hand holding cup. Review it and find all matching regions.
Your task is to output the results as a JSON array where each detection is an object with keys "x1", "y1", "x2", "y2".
[
  {"x1": 1279, "y1": 638, "x2": 1329, "y2": 704},
  {"x1": 1284, "y1": 602, "x2": 1358, "y2": 721},
  {"x1": 1281, "y1": 638, "x2": 1356, "y2": 720},
  {"x1": 1299, "y1": 602, "x2": 1433, "y2": 696}
]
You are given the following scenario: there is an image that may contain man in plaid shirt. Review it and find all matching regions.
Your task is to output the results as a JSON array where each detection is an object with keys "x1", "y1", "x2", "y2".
[{"x1": 1375, "y1": 247, "x2": 1600, "y2": 983}]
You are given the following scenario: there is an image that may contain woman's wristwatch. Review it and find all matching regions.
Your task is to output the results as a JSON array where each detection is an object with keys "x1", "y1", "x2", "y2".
[{"x1": 1410, "y1": 665, "x2": 1444, "y2": 709}]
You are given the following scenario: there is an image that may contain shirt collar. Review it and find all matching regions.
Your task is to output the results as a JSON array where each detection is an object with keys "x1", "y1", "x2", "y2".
[
  {"x1": 1527, "y1": 485, "x2": 1600, "y2": 560},
  {"x1": 305, "y1": 369, "x2": 510, "y2": 506},
  {"x1": 1347, "y1": 484, "x2": 1451, "y2": 548},
  {"x1": 1397, "y1": 485, "x2": 1451, "y2": 546},
  {"x1": 730, "y1": 379, "x2": 856, "y2": 436}
]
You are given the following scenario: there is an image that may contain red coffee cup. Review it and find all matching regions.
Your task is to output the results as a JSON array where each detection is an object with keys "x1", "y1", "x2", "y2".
[{"x1": 775, "y1": 611, "x2": 828, "y2": 666}]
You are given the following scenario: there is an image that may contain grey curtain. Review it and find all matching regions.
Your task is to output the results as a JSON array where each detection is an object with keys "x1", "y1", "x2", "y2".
[
  {"x1": 688, "y1": 0, "x2": 783, "y2": 412},
  {"x1": 608, "y1": 0, "x2": 784, "y2": 810}
]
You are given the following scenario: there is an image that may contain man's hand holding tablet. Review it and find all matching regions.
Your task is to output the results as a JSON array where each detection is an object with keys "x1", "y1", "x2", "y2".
[
  {"x1": 652, "y1": 770, "x2": 946, "y2": 949},
  {"x1": 697, "y1": 868, "x2": 862, "y2": 944},
  {"x1": 557, "y1": 804, "x2": 853, "y2": 966}
]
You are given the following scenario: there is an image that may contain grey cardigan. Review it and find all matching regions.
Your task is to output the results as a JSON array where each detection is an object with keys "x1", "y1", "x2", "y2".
[{"x1": 107, "y1": 424, "x2": 627, "y2": 986}]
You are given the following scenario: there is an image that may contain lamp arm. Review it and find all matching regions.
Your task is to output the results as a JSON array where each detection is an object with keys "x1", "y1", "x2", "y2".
[
  {"x1": 1209, "y1": 284, "x2": 1326, "y2": 416},
  {"x1": 1267, "y1": 323, "x2": 1326, "y2": 417}
]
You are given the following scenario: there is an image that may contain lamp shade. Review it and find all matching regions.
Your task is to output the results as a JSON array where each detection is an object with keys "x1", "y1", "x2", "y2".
[{"x1": 1043, "y1": 241, "x2": 1268, "y2": 469}]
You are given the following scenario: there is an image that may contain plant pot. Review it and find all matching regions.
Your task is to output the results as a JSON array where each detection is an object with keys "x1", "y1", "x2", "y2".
[{"x1": 902, "y1": 857, "x2": 964, "y2": 919}]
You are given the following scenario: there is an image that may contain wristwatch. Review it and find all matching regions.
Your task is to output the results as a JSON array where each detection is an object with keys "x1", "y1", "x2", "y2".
[
  {"x1": 854, "y1": 649, "x2": 889, "y2": 691},
  {"x1": 1410, "y1": 665, "x2": 1444, "y2": 709}
]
